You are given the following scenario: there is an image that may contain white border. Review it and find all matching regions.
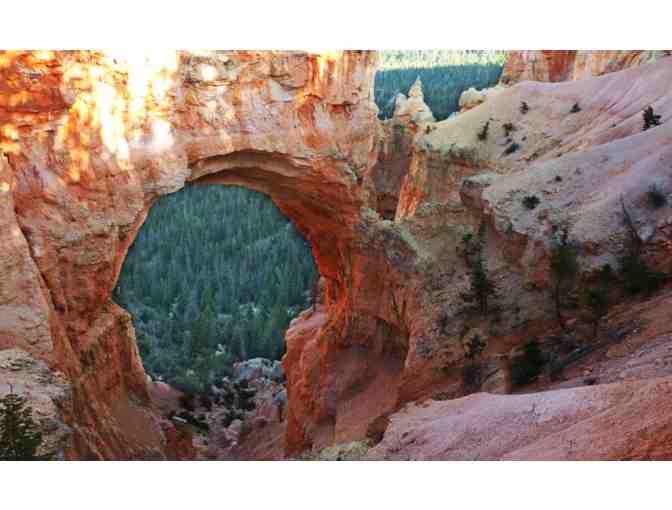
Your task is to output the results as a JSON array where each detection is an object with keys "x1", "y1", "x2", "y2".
[{"x1": 1, "y1": 0, "x2": 670, "y2": 48}]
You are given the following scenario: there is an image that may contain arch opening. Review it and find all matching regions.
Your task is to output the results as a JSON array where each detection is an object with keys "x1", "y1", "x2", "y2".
[{"x1": 113, "y1": 183, "x2": 319, "y2": 398}]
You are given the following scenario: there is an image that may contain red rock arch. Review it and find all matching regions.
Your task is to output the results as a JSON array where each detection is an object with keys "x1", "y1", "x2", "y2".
[{"x1": 0, "y1": 50, "x2": 418, "y2": 458}]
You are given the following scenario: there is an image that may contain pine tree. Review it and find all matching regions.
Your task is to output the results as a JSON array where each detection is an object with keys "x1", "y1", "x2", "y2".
[
  {"x1": 460, "y1": 223, "x2": 497, "y2": 316},
  {"x1": 619, "y1": 197, "x2": 667, "y2": 295},
  {"x1": 511, "y1": 340, "x2": 545, "y2": 387},
  {"x1": 0, "y1": 389, "x2": 49, "y2": 461},
  {"x1": 549, "y1": 227, "x2": 579, "y2": 329}
]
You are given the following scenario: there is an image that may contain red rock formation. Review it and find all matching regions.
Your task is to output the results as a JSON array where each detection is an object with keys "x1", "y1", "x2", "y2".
[
  {"x1": 366, "y1": 289, "x2": 672, "y2": 460},
  {"x1": 392, "y1": 57, "x2": 672, "y2": 408},
  {"x1": 2, "y1": 50, "x2": 672, "y2": 460},
  {"x1": 370, "y1": 78, "x2": 435, "y2": 219},
  {"x1": 501, "y1": 50, "x2": 671, "y2": 83},
  {"x1": 0, "y1": 50, "x2": 387, "y2": 458}
]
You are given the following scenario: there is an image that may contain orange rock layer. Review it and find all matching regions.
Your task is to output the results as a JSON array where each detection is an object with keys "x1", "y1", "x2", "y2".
[
  {"x1": 0, "y1": 50, "x2": 383, "y2": 458},
  {"x1": 500, "y1": 50, "x2": 672, "y2": 83},
  {"x1": 1, "y1": 50, "x2": 672, "y2": 459}
]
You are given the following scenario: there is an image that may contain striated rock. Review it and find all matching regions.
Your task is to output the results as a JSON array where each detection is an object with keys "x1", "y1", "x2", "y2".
[
  {"x1": 501, "y1": 50, "x2": 672, "y2": 84},
  {"x1": 365, "y1": 376, "x2": 672, "y2": 460},
  {"x1": 1, "y1": 49, "x2": 672, "y2": 461}
]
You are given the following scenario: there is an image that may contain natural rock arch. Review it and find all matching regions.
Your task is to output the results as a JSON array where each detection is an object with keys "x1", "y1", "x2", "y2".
[
  {"x1": 5, "y1": 50, "x2": 670, "y2": 459},
  {"x1": 0, "y1": 50, "x2": 419, "y2": 458}
]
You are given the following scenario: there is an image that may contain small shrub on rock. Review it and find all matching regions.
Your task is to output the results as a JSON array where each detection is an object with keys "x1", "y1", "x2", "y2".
[
  {"x1": 502, "y1": 122, "x2": 515, "y2": 136},
  {"x1": 464, "y1": 334, "x2": 486, "y2": 360},
  {"x1": 477, "y1": 120, "x2": 490, "y2": 141},
  {"x1": 462, "y1": 363, "x2": 482, "y2": 391},
  {"x1": 584, "y1": 287, "x2": 609, "y2": 337},
  {"x1": 584, "y1": 263, "x2": 614, "y2": 337},
  {"x1": 550, "y1": 227, "x2": 579, "y2": 329},
  {"x1": 520, "y1": 101, "x2": 529, "y2": 114},
  {"x1": 642, "y1": 106, "x2": 661, "y2": 131},
  {"x1": 0, "y1": 390, "x2": 50, "y2": 460},
  {"x1": 460, "y1": 223, "x2": 498, "y2": 316},
  {"x1": 646, "y1": 184, "x2": 667, "y2": 209},
  {"x1": 503, "y1": 142, "x2": 520, "y2": 156},
  {"x1": 522, "y1": 195, "x2": 540, "y2": 210},
  {"x1": 511, "y1": 340, "x2": 545, "y2": 387},
  {"x1": 570, "y1": 102, "x2": 581, "y2": 113}
]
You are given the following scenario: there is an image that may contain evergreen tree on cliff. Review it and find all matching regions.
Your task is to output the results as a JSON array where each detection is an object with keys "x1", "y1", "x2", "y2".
[{"x1": 0, "y1": 389, "x2": 48, "y2": 460}]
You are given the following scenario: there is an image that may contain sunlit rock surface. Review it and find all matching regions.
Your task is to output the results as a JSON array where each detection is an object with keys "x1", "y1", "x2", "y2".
[
  {"x1": 458, "y1": 85, "x2": 506, "y2": 112},
  {"x1": 0, "y1": 50, "x2": 384, "y2": 458},
  {"x1": 500, "y1": 50, "x2": 672, "y2": 83},
  {"x1": 370, "y1": 78, "x2": 436, "y2": 219},
  {"x1": 1, "y1": 50, "x2": 672, "y2": 460}
]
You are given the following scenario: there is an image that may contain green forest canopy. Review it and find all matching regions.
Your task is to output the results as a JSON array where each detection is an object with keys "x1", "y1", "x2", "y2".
[
  {"x1": 375, "y1": 50, "x2": 506, "y2": 120},
  {"x1": 114, "y1": 186, "x2": 317, "y2": 395}
]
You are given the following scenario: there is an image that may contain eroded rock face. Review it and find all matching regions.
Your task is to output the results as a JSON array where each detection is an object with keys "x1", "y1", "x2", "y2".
[
  {"x1": 500, "y1": 50, "x2": 672, "y2": 83},
  {"x1": 370, "y1": 78, "x2": 435, "y2": 219},
  {"x1": 0, "y1": 50, "x2": 391, "y2": 458},
  {"x1": 2, "y1": 50, "x2": 672, "y2": 460},
  {"x1": 391, "y1": 56, "x2": 672, "y2": 407},
  {"x1": 204, "y1": 360, "x2": 287, "y2": 460},
  {"x1": 458, "y1": 85, "x2": 506, "y2": 112}
]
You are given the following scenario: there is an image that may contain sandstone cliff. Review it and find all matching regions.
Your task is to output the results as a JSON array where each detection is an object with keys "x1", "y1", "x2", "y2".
[
  {"x1": 501, "y1": 50, "x2": 672, "y2": 83},
  {"x1": 1, "y1": 50, "x2": 672, "y2": 460},
  {"x1": 0, "y1": 50, "x2": 383, "y2": 458}
]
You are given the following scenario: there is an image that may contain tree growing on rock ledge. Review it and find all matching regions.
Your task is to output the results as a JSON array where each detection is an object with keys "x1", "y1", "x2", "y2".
[
  {"x1": 460, "y1": 223, "x2": 498, "y2": 316},
  {"x1": 477, "y1": 120, "x2": 490, "y2": 141},
  {"x1": 462, "y1": 334, "x2": 487, "y2": 392},
  {"x1": 511, "y1": 340, "x2": 545, "y2": 387},
  {"x1": 0, "y1": 387, "x2": 49, "y2": 461},
  {"x1": 549, "y1": 227, "x2": 579, "y2": 330},
  {"x1": 619, "y1": 197, "x2": 668, "y2": 295}
]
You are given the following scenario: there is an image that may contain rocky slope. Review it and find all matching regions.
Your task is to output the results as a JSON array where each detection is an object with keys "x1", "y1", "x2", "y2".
[
  {"x1": 1, "y1": 50, "x2": 671, "y2": 460},
  {"x1": 387, "y1": 55, "x2": 672, "y2": 405},
  {"x1": 366, "y1": 288, "x2": 672, "y2": 460},
  {"x1": 366, "y1": 375, "x2": 672, "y2": 460}
]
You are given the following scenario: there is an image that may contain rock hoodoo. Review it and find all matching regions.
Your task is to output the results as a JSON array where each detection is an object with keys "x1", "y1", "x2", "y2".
[{"x1": 1, "y1": 50, "x2": 672, "y2": 459}]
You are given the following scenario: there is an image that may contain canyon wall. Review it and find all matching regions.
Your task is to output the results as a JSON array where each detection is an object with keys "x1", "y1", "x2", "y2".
[
  {"x1": 0, "y1": 50, "x2": 391, "y2": 458},
  {"x1": 1, "y1": 50, "x2": 671, "y2": 459},
  {"x1": 501, "y1": 50, "x2": 672, "y2": 83}
]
